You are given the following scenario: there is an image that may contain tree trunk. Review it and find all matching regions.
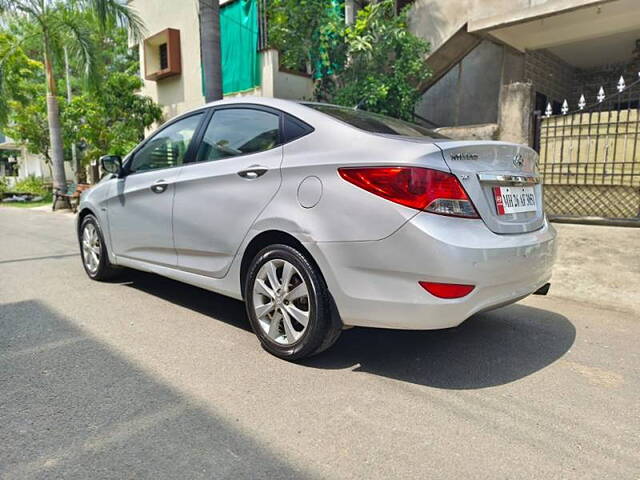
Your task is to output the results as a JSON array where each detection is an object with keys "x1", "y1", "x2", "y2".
[
  {"x1": 199, "y1": 0, "x2": 223, "y2": 102},
  {"x1": 44, "y1": 41, "x2": 67, "y2": 194},
  {"x1": 64, "y1": 46, "x2": 79, "y2": 183}
]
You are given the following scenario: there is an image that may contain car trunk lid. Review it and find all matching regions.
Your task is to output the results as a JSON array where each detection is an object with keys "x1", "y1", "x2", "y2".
[{"x1": 434, "y1": 140, "x2": 544, "y2": 234}]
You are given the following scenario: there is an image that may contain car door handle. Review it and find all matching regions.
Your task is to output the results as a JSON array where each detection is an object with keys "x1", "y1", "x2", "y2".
[
  {"x1": 150, "y1": 179, "x2": 169, "y2": 194},
  {"x1": 237, "y1": 166, "x2": 268, "y2": 179}
]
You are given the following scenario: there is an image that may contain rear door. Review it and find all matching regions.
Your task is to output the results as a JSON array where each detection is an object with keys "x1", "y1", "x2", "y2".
[
  {"x1": 172, "y1": 105, "x2": 283, "y2": 278},
  {"x1": 435, "y1": 141, "x2": 544, "y2": 234}
]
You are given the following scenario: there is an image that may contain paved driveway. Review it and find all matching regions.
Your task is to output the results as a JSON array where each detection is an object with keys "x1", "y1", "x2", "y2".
[{"x1": 1, "y1": 208, "x2": 638, "y2": 479}]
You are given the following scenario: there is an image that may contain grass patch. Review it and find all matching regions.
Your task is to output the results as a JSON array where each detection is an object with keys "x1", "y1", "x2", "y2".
[
  {"x1": 0, "y1": 200, "x2": 53, "y2": 208},
  {"x1": 0, "y1": 191, "x2": 53, "y2": 209}
]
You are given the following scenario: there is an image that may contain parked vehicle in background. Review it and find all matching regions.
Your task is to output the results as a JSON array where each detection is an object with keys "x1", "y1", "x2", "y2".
[{"x1": 77, "y1": 97, "x2": 556, "y2": 360}]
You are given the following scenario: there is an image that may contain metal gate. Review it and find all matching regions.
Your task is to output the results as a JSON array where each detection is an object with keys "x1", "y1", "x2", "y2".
[{"x1": 534, "y1": 75, "x2": 640, "y2": 223}]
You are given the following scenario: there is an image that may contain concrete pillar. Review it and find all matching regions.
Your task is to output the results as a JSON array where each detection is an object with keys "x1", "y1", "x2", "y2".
[
  {"x1": 498, "y1": 82, "x2": 534, "y2": 146},
  {"x1": 345, "y1": 0, "x2": 356, "y2": 25},
  {"x1": 260, "y1": 49, "x2": 278, "y2": 98}
]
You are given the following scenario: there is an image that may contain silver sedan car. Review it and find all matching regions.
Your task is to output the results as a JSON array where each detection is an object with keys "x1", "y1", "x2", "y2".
[{"x1": 78, "y1": 97, "x2": 556, "y2": 360}]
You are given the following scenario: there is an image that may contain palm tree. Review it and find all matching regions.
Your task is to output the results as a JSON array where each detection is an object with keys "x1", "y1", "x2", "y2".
[
  {"x1": 0, "y1": 0, "x2": 143, "y2": 194},
  {"x1": 199, "y1": 0, "x2": 223, "y2": 102}
]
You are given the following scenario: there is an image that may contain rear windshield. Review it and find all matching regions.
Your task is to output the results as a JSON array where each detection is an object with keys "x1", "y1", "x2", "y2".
[{"x1": 302, "y1": 103, "x2": 447, "y2": 139}]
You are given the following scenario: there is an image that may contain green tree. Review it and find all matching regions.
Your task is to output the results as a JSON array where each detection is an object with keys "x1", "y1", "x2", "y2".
[
  {"x1": 0, "y1": 32, "x2": 41, "y2": 125},
  {"x1": 64, "y1": 72, "x2": 163, "y2": 169},
  {"x1": 268, "y1": 0, "x2": 345, "y2": 77},
  {"x1": 267, "y1": 0, "x2": 431, "y2": 119},
  {"x1": 0, "y1": 0, "x2": 143, "y2": 193},
  {"x1": 1, "y1": 32, "x2": 53, "y2": 177},
  {"x1": 331, "y1": 0, "x2": 431, "y2": 120},
  {"x1": 5, "y1": 97, "x2": 54, "y2": 177}
]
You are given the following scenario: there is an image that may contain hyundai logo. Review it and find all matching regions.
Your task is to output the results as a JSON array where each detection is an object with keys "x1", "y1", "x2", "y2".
[{"x1": 513, "y1": 154, "x2": 524, "y2": 168}]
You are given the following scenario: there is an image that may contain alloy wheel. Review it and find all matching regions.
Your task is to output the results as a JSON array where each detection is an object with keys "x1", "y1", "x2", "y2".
[
  {"x1": 82, "y1": 223, "x2": 101, "y2": 274},
  {"x1": 252, "y1": 259, "x2": 310, "y2": 345}
]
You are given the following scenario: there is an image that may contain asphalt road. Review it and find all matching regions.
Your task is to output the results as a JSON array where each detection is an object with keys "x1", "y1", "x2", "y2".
[{"x1": 1, "y1": 207, "x2": 638, "y2": 479}]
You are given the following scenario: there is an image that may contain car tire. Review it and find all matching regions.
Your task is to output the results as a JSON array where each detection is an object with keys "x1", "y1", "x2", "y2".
[
  {"x1": 79, "y1": 214, "x2": 120, "y2": 281},
  {"x1": 244, "y1": 244, "x2": 342, "y2": 360}
]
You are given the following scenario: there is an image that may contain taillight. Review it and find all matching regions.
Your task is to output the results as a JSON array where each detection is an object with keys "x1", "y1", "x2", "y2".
[
  {"x1": 338, "y1": 166, "x2": 478, "y2": 218},
  {"x1": 419, "y1": 282, "x2": 475, "y2": 299}
]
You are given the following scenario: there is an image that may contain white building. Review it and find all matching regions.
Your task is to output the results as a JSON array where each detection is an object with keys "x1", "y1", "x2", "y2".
[
  {"x1": 131, "y1": 0, "x2": 314, "y2": 121},
  {"x1": 0, "y1": 134, "x2": 62, "y2": 187}
]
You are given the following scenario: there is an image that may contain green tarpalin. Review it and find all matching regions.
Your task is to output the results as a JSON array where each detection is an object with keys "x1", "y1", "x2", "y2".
[{"x1": 219, "y1": 0, "x2": 260, "y2": 95}]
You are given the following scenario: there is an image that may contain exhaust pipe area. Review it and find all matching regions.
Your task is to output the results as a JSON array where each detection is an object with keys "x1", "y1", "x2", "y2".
[{"x1": 533, "y1": 283, "x2": 551, "y2": 296}]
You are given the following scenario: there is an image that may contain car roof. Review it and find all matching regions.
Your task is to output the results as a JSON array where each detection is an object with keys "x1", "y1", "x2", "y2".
[{"x1": 194, "y1": 96, "x2": 303, "y2": 113}]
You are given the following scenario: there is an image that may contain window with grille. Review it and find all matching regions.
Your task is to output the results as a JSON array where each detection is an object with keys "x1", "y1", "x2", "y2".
[{"x1": 159, "y1": 43, "x2": 168, "y2": 70}]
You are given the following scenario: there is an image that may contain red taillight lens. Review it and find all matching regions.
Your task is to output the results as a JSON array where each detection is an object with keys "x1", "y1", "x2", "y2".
[
  {"x1": 419, "y1": 282, "x2": 475, "y2": 299},
  {"x1": 338, "y1": 166, "x2": 478, "y2": 218}
]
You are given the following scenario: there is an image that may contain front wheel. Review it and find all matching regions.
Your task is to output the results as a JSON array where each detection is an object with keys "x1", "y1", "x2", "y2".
[
  {"x1": 244, "y1": 244, "x2": 341, "y2": 360},
  {"x1": 79, "y1": 214, "x2": 120, "y2": 281}
]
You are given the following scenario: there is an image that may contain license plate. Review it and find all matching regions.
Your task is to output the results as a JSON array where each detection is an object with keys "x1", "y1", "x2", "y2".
[{"x1": 493, "y1": 186, "x2": 537, "y2": 215}]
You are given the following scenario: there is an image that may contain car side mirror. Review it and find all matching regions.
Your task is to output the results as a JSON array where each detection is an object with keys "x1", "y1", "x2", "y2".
[{"x1": 100, "y1": 155, "x2": 123, "y2": 176}]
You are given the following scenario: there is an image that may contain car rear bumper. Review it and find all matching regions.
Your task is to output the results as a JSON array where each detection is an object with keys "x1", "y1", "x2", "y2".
[{"x1": 306, "y1": 213, "x2": 557, "y2": 330}]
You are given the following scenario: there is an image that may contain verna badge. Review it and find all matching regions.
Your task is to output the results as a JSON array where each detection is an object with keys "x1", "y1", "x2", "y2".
[
  {"x1": 450, "y1": 152, "x2": 479, "y2": 161},
  {"x1": 513, "y1": 154, "x2": 524, "y2": 168}
]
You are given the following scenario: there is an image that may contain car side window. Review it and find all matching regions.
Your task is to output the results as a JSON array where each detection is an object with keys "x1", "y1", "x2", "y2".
[
  {"x1": 130, "y1": 113, "x2": 203, "y2": 173},
  {"x1": 196, "y1": 108, "x2": 280, "y2": 162},
  {"x1": 282, "y1": 113, "x2": 313, "y2": 143}
]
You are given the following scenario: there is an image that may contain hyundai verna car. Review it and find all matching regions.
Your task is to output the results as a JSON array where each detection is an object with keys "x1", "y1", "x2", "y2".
[{"x1": 77, "y1": 97, "x2": 556, "y2": 360}]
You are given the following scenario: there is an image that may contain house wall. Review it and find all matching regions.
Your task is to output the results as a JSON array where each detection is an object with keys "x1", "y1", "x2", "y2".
[
  {"x1": 131, "y1": 0, "x2": 205, "y2": 120},
  {"x1": 522, "y1": 50, "x2": 639, "y2": 112},
  {"x1": 16, "y1": 149, "x2": 73, "y2": 182},
  {"x1": 275, "y1": 71, "x2": 315, "y2": 101},
  {"x1": 200, "y1": 49, "x2": 314, "y2": 102},
  {"x1": 415, "y1": 40, "x2": 522, "y2": 127},
  {"x1": 524, "y1": 49, "x2": 577, "y2": 107},
  {"x1": 574, "y1": 59, "x2": 640, "y2": 104},
  {"x1": 410, "y1": 0, "x2": 635, "y2": 144},
  {"x1": 19, "y1": 150, "x2": 47, "y2": 178},
  {"x1": 131, "y1": 1, "x2": 315, "y2": 123},
  {"x1": 261, "y1": 49, "x2": 315, "y2": 101},
  {"x1": 408, "y1": 0, "x2": 572, "y2": 54}
]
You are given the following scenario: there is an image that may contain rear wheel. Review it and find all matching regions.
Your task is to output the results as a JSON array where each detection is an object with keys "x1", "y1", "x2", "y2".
[
  {"x1": 79, "y1": 214, "x2": 120, "y2": 281},
  {"x1": 244, "y1": 244, "x2": 341, "y2": 360}
]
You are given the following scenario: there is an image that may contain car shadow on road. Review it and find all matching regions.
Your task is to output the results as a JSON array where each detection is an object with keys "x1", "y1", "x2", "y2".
[
  {"x1": 114, "y1": 269, "x2": 252, "y2": 332},
  {"x1": 303, "y1": 304, "x2": 575, "y2": 389},
  {"x1": 0, "y1": 300, "x2": 312, "y2": 479},
  {"x1": 113, "y1": 270, "x2": 575, "y2": 390}
]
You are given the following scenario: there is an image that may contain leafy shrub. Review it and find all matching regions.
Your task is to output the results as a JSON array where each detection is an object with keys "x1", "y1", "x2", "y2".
[
  {"x1": 267, "y1": 0, "x2": 431, "y2": 120},
  {"x1": 13, "y1": 175, "x2": 48, "y2": 196},
  {"x1": 0, "y1": 177, "x2": 7, "y2": 194},
  {"x1": 330, "y1": 0, "x2": 432, "y2": 120}
]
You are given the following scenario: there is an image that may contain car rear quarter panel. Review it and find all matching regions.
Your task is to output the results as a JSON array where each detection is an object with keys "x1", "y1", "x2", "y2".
[{"x1": 252, "y1": 122, "x2": 451, "y2": 243}]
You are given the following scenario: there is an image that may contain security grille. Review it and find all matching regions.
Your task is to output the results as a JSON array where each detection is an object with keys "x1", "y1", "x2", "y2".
[{"x1": 534, "y1": 74, "x2": 640, "y2": 222}]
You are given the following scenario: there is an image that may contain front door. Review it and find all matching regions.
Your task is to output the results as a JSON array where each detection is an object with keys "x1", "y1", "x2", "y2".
[
  {"x1": 107, "y1": 112, "x2": 204, "y2": 266},
  {"x1": 172, "y1": 106, "x2": 283, "y2": 278}
]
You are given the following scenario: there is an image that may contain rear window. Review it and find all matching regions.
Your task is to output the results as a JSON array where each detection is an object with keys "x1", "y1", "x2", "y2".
[
  {"x1": 283, "y1": 113, "x2": 314, "y2": 143},
  {"x1": 302, "y1": 103, "x2": 447, "y2": 139}
]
